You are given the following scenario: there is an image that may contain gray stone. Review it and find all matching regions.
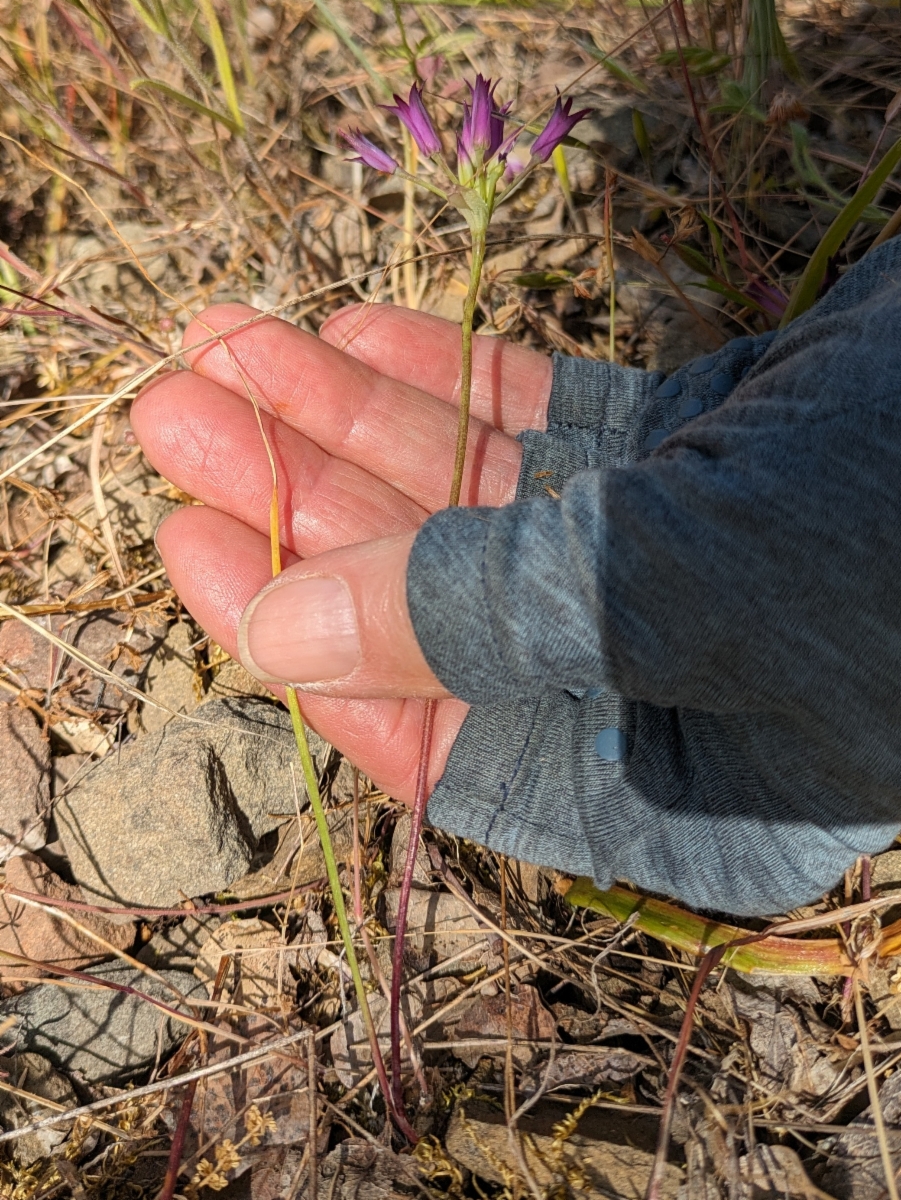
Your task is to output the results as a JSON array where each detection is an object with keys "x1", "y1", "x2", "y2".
[
  {"x1": 445, "y1": 1101, "x2": 683, "y2": 1198},
  {"x1": 387, "y1": 811, "x2": 431, "y2": 887},
  {"x1": 0, "y1": 1052, "x2": 79, "y2": 1165},
  {"x1": 56, "y1": 697, "x2": 330, "y2": 908},
  {"x1": 0, "y1": 705, "x2": 50, "y2": 863},
  {"x1": 137, "y1": 915, "x2": 216, "y2": 972},
  {"x1": 0, "y1": 960, "x2": 205, "y2": 1084},
  {"x1": 872, "y1": 849, "x2": 901, "y2": 892},
  {"x1": 136, "y1": 620, "x2": 200, "y2": 734}
]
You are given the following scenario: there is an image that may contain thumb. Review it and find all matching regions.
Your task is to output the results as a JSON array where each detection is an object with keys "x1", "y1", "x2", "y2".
[{"x1": 237, "y1": 531, "x2": 449, "y2": 699}]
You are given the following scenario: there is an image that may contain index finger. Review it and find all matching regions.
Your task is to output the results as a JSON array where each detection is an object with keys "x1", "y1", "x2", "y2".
[{"x1": 319, "y1": 303, "x2": 552, "y2": 435}]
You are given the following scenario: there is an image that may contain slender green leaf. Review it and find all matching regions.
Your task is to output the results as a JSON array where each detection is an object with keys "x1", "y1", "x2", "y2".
[
  {"x1": 699, "y1": 211, "x2": 731, "y2": 281},
  {"x1": 130, "y1": 77, "x2": 242, "y2": 134},
  {"x1": 673, "y1": 242, "x2": 716, "y2": 277},
  {"x1": 708, "y1": 79, "x2": 765, "y2": 122},
  {"x1": 196, "y1": 0, "x2": 244, "y2": 134},
  {"x1": 122, "y1": 0, "x2": 167, "y2": 34},
  {"x1": 698, "y1": 278, "x2": 767, "y2": 312},
  {"x1": 657, "y1": 46, "x2": 731, "y2": 77},
  {"x1": 579, "y1": 42, "x2": 648, "y2": 93},
  {"x1": 312, "y1": 0, "x2": 388, "y2": 92},
  {"x1": 513, "y1": 270, "x2": 573, "y2": 289},
  {"x1": 632, "y1": 108, "x2": 651, "y2": 167},
  {"x1": 781, "y1": 134, "x2": 901, "y2": 325}
]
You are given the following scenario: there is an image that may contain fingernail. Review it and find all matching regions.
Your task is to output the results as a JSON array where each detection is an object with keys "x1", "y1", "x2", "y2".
[{"x1": 239, "y1": 576, "x2": 361, "y2": 684}]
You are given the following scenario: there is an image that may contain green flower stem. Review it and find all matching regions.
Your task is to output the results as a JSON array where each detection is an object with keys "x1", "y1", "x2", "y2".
[
  {"x1": 389, "y1": 216, "x2": 489, "y2": 1123},
  {"x1": 448, "y1": 223, "x2": 487, "y2": 506}
]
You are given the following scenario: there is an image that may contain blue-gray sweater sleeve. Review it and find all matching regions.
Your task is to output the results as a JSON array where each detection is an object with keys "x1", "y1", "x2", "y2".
[{"x1": 408, "y1": 238, "x2": 901, "y2": 916}]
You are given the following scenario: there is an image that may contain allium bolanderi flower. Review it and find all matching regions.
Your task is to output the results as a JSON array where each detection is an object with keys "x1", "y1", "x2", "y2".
[
  {"x1": 384, "y1": 84, "x2": 441, "y2": 157},
  {"x1": 459, "y1": 73, "x2": 498, "y2": 161},
  {"x1": 529, "y1": 93, "x2": 593, "y2": 163},
  {"x1": 338, "y1": 128, "x2": 398, "y2": 174}
]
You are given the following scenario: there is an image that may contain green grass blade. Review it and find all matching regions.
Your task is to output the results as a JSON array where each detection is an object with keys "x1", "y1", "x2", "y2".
[
  {"x1": 311, "y1": 0, "x2": 388, "y2": 94},
  {"x1": 122, "y1": 0, "x2": 167, "y2": 35},
  {"x1": 781, "y1": 135, "x2": 901, "y2": 325},
  {"x1": 196, "y1": 0, "x2": 245, "y2": 134},
  {"x1": 130, "y1": 77, "x2": 242, "y2": 134}
]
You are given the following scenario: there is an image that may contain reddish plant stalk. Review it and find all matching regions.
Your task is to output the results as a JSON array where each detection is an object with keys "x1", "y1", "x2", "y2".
[{"x1": 389, "y1": 697, "x2": 437, "y2": 1113}]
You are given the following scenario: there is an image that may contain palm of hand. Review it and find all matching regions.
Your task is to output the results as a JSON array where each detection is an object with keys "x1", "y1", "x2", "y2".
[{"x1": 132, "y1": 302, "x2": 552, "y2": 804}]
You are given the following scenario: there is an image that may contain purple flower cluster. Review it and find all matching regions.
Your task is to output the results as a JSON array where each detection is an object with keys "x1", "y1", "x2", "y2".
[{"x1": 339, "y1": 76, "x2": 590, "y2": 181}]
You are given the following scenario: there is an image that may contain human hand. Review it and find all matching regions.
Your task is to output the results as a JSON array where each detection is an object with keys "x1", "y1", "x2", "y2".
[{"x1": 131, "y1": 302, "x2": 552, "y2": 802}]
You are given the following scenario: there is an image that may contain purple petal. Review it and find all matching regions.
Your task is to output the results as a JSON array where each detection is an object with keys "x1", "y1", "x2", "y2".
[
  {"x1": 338, "y1": 128, "x2": 398, "y2": 174},
  {"x1": 530, "y1": 94, "x2": 592, "y2": 163},
  {"x1": 383, "y1": 84, "x2": 441, "y2": 157},
  {"x1": 460, "y1": 74, "x2": 498, "y2": 159},
  {"x1": 489, "y1": 99, "x2": 512, "y2": 159}
]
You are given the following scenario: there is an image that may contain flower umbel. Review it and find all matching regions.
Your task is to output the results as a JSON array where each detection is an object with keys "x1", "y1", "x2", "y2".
[
  {"x1": 530, "y1": 92, "x2": 593, "y2": 163},
  {"x1": 341, "y1": 76, "x2": 591, "y2": 223},
  {"x1": 338, "y1": 128, "x2": 398, "y2": 174},
  {"x1": 384, "y1": 84, "x2": 441, "y2": 157}
]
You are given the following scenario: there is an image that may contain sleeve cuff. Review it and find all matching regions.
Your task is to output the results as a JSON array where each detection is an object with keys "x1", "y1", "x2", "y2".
[
  {"x1": 426, "y1": 693, "x2": 596, "y2": 880},
  {"x1": 548, "y1": 353, "x2": 663, "y2": 431}
]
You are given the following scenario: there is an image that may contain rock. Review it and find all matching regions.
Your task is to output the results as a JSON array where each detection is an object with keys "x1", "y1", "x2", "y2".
[
  {"x1": 451, "y1": 985, "x2": 556, "y2": 1069},
  {"x1": 290, "y1": 1140, "x2": 427, "y2": 1200},
  {"x1": 137, "y1": 915, "x2": 215, "y2": 972},
  {"x1": 0, "y1": 853, "x2": 135, "y2": 982},
  {"x1": 0, "y1": 1052, "x2": 79, "y2": 1165},
  {"x1": 226, "y1": 806, "x2": 355, "y2": 901},
  {"x1": 387, "y1": 812, "x2": 431, "y2": 887},
  {"x1": 815, "y1": 1068, "x2": 901, "y2": 1198},
  {"x1": 740, "y1": 1145, "x2": 825, "y2": 1198},
  {"x1": 0, "y1": 604, "x2": 164, "y2": 719},
  {"x1": 382, "y1": 887, "x2": 502, "y2": 977},
  {"x1": 51, "y1": 752, "x2": 92, "y2": 797},
  {"x1": 445, "y1": 1101, "x2": 683, "y2": 1198},
  {"x1": 245, "y1": 1146, "x2": 306, "y2": 1200},
  {"x1": 731, "y1": 984, "x2": 839, "y2": 1100},
  {"x1": 206, "y1": 658, "x2": 272, "y2": 702},
  {"x1": 64, "y1": 610, "x2": 166, "y2": 714},
  {"x1": 0, "y1": 706, "x2": 50, "y2": 863},
  {"x1": 520, "y1": 1046, "x2": 648, "y2": 1094},
  {"x1": 56, "y1": 698, "x2": 332, "y2": 908},
  {"x1": 330, "y1": 992, "x2": 420, "y2": 1089},
  {"x1": 194, "y1": 918, "x2": 299, "y2": 1009},
  {"x1": 873, "y1": 850, "x2": 901, "y2": 891},
  {"x1": 0, "y1": 959, "x2": 205, "y2": 1083},
  {"x1": 0, "y1": 619, "x2": 50, "y2": 693},
  {"x1": 136, "y1": 620, "x2": 199, "y2": 734},
  {"x1": 868, "y1": 962, "x2": 901, "y2": 1030},
  {"x1": 171, "y1": 1016, "x2": 325, "y2": 1157}
]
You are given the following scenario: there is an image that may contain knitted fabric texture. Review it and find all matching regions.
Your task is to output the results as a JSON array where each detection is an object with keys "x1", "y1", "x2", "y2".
[{"x1": 407, "y1": 239, "x2": 901, "y2": 915}]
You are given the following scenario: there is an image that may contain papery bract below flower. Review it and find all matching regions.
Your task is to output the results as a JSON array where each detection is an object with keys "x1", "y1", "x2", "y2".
[
  {"x1": 338, "y1": 128, "x2": 398, "y2": 174},
  {"x1": 384, "y1": 84, "x2": 441, "y2": 157},
  {"x1": 530, "y1": 93, "x2": 592, "y2": 163}
]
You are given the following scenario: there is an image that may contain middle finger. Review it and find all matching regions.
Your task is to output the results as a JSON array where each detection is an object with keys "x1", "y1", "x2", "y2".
[
  {"x1": 180, "y1": 303, "x2": 523, "y2": 512},
  {"x1": 132, "y1": 371, "x2": 521, "y2": 560}
]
